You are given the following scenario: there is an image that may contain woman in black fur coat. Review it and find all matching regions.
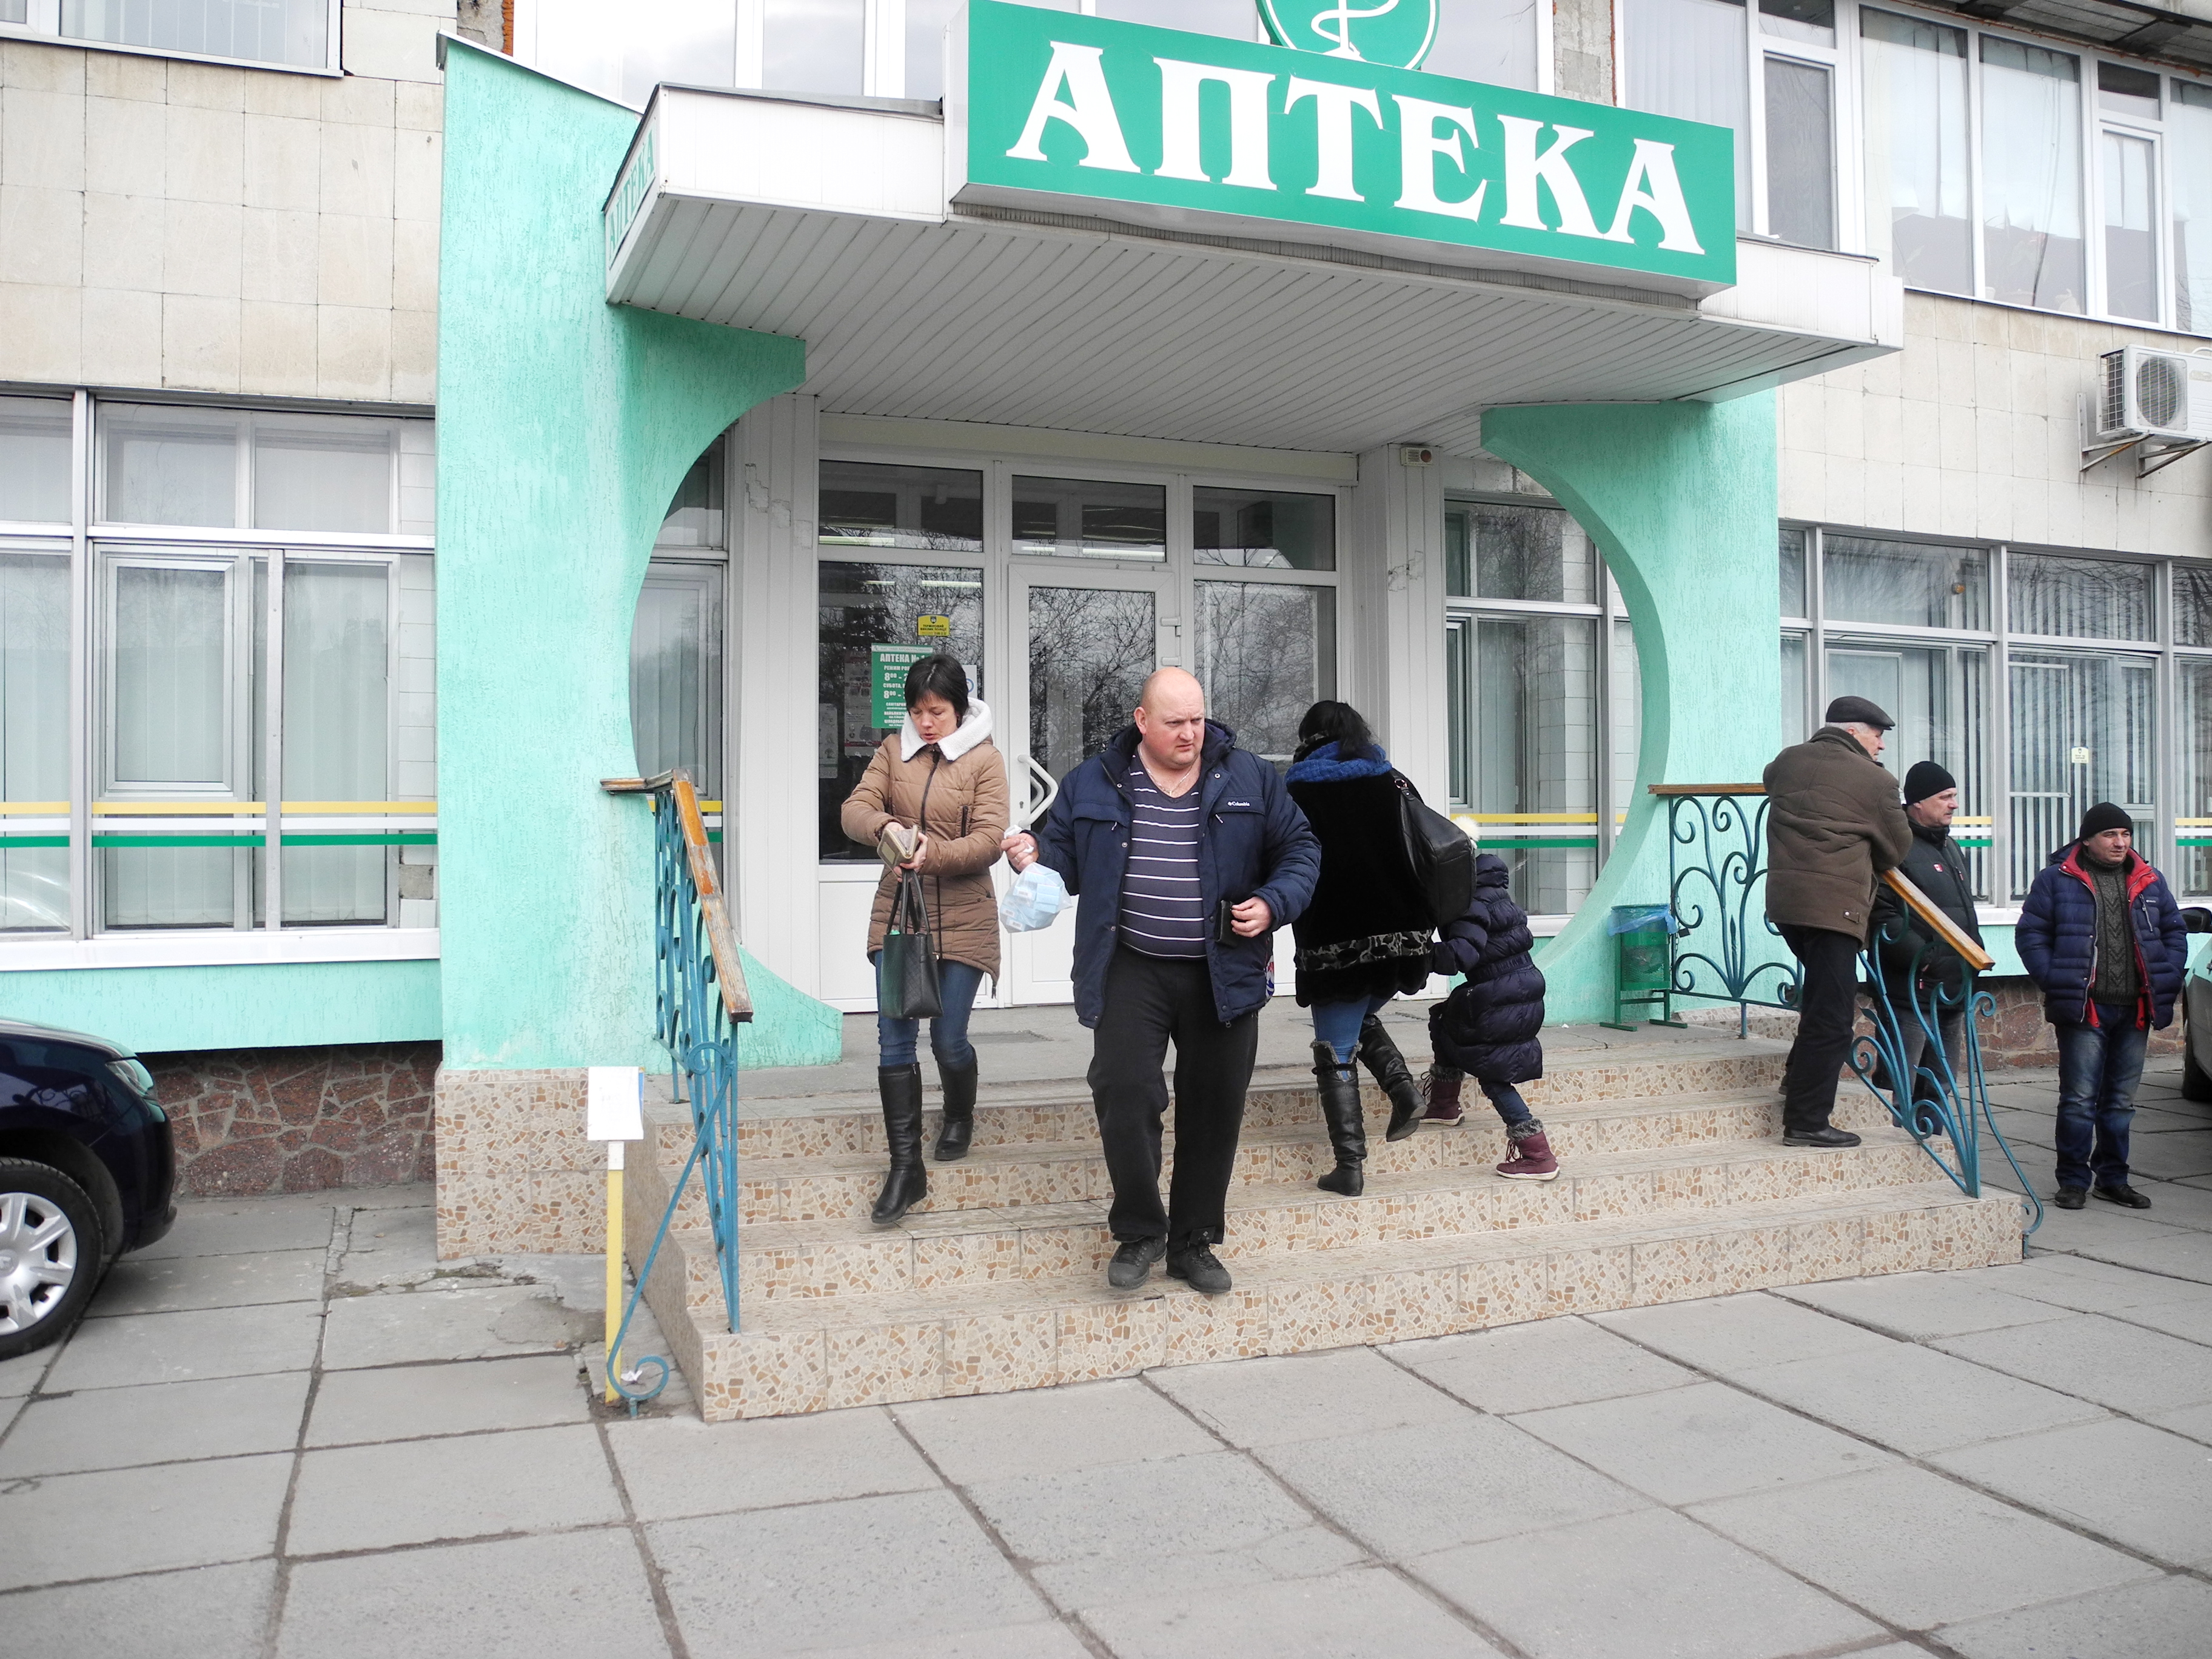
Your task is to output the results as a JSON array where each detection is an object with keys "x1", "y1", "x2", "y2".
[
  {"x1": 1284, "y1": 702, "x2": 1434, "y2": 1196},
  {"x1": 1425, "y1": 854, "x2": 1558, "y2": 1179}
]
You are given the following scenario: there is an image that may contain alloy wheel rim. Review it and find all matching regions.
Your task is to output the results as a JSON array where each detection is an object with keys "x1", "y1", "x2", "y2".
[{"x1": 0, "y1": 1191, "x2": 78, "y2": 1336}]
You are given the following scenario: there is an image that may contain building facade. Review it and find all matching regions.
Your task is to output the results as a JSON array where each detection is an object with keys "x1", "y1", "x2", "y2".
[{"x1": 1, "y1": 0, "x2": 2207, "y2": 1219}]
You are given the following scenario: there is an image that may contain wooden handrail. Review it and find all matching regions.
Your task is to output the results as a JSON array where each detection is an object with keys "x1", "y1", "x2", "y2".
[
  {"x1": 602, "y1": 769, "x2": 753, "y2": 1022},
  {"x1": 1881, "y1": 868, "x2": 1996, "y2": 974}
]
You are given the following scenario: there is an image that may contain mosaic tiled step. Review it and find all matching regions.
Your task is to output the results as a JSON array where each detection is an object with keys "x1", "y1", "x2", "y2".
[
  {"x1": 635, "y1": 1183, "x2": 2023, "y2": 1420},
  {"x1": 655, "y1": 1127, "x2": 1937, "y2": 1312}
]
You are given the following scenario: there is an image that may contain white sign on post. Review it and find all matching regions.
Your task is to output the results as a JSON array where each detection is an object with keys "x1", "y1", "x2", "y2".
[{"x1": 586, "y1": 1065, "x2": 645, "y2": 1165}]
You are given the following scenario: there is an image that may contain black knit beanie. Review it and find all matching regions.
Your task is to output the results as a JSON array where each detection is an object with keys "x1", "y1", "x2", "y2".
[
  {"x1": 2077, "y1": 802, "x2": 2133, "y2": 840},
  {"x1": 1902, "y1": 761, "x2": 1954, "y2": 806}
]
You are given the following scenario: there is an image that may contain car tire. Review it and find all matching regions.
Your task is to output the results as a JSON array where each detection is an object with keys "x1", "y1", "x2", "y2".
[
  {"x1": 2185, "y1": 1039, "x2": 2212, "y2": 1104},
  {"x1": 0, "y1": 1158, "x2": 106, "y2": 1361}
]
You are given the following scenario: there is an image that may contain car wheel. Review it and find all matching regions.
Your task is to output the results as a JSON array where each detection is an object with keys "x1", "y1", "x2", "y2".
[
  {"x1": 2186, "y1": 1039, "x2": 2212, "y2": 1104},
  {"x1": 0, "y1": 1159, "x2": 105, "y2": 1360}
]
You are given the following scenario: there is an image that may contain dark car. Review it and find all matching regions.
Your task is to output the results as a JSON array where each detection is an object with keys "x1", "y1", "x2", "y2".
[{"x1": 0, "y1": 1017, "x2": 175, "y2": 1359}]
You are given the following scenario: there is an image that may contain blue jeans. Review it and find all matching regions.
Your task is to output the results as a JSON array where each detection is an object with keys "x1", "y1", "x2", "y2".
[
  {"x1": 874, "y1": 957, "x2": 985, "y2": 1070},
  {"x1": 2054, "y1": 1003, "x2": 2148, "y2": 1192},
  {"x1": 1312, "y1": 993, "x2": 1393, "y2": 1067},
  {"x1": 1478, "y1": 1079, "x2": 1535, "y2": 1129}
]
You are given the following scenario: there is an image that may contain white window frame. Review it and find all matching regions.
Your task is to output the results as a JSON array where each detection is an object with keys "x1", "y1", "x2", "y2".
[{"x1": 0, "y1": 0, "x2": 342, "y2": 76}]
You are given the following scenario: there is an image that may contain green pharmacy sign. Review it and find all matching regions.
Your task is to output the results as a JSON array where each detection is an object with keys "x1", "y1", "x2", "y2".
[
  {"x1": 1261, "y1": 0, "x2": 1438, "y2": 71},
  {"x1": 950, "y1": 0, "x2": 1736, "y2": 291}
]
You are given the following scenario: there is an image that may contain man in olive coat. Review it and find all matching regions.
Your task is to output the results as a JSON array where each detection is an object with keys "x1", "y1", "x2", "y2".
[{"x1": 1763, "y1": 696, "x2": 1915, "y2": 1147}]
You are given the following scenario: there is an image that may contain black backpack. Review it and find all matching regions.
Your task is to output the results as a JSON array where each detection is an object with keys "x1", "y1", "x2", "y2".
[{"x1": 1395, "y1": 774, "x2": 1476, "y2": 927}]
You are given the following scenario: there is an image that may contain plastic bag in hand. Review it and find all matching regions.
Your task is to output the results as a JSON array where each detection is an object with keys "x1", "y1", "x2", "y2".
[{"x1": 999, "y1": 862, "x2": 1068, "y2": 932}]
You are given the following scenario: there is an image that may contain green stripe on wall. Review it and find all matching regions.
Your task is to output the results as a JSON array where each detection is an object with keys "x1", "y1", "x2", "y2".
[{"x1": 87, "y1": 834, "x2": 438, "y2": 848}]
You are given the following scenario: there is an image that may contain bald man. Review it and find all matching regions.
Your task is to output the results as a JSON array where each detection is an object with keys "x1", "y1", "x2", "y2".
[{"x1": 1003, "y1": 668, "x2": 1319, "y2": 1294}]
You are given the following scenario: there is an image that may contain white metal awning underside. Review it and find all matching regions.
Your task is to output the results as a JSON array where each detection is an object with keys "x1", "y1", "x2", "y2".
[{"x1": 606, "y1": 88, "x2": 1905, "y2": 457}]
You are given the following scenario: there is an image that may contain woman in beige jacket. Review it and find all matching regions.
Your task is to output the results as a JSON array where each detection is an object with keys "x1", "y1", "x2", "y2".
[{"x1": 839, "y1": 655, "x2": 1009, "y2": 1224}]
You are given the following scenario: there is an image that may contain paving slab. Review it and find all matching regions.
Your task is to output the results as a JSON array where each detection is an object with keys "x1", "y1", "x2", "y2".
[
  {"x1": 1687, "y1": 1465, "x2": 2159, "y2": 1630},
  {"x1": 286, "y1": 1423, "x2": 622, "y2": 1555},
  {"x1": 0, "y1": 1370, "x2": 309, "y2": 1477},
  {"x1": 966, "y1": 1447, "x2": 1366, "y2": 1607},
  {"x1": 608, "y1": 1405, "x2": 939, "y2": 1520},
  {"x1": 305, "y1": 1354, "x2": 590, "y2": 1446},
  {"x1": 891, "y1": 1376, "x2": 1218, "y2": 1484},
  {"x1": 1390, "y1": 1316, "x2": 1700, "y2": 1415},
  {"x1": 1081, "y1": 1565, "x2": 1505, "y2": 1659},
  {"x1": 648, "y1": 1489, "x2": 1050, "y2": 1659},
  {"x1": 318, "y1": 1284, "x2": 595, "y2": 1370},
  {"x1": 88, "y1": 1247, "x2": 327, "y2": 1318},
  {"x1": 1726, "y1": 1342, "x2": 2108, "y2": 1456},
  {"x1": 2069, "y1": 1228, "x2": 2212, "y2": 1282},
  {"x1": 1588, "y1": 1292, "x2": 1894, "y2": 1375},
  {"x1": 2145, "y1": 1401, "x2": 2212, "y2": 1445},
  {"x1": 1507, "y1": 1379, "x2": 1894, "y2": 1506},
  {"x1": 1932, "y1": 1313, "x2": 2212, "y2": 1415},
  {"x1": 2102, "y1": 1293, "x2": 2212, "y2": 1346},
  {"x1": 1969, "y1": 1253, "x2": 2212, "y2": 1312},
  {"x1": 0, "y1": 1451, "x2": 292, "y2": 1590},
  {"x1": 1256, "y1": 1415, "x2": 1649, "y2": 1560},
  {"x1": 1935, "y1": 1574, "x2": 2212, "y2": 1659},
  {"x1": 276, "y1": 1527, "x2": 668, "y2": 1659},
  {"x1": 2118, "y1": 1131, "x2": 2212, "y2": 1181},
  {"x1": 796, "y1": 1625, "x2": 1094, "y2": 1659},
  {"x1": 0, "y1": 1559, "x2": 277, "y2": 1658},
  {"x1": 136, "y1": 1198, "x2": 337, "y2": 1261},
  {"x1": 1409, "y1": 1506, "x2": 1881, "y2": 1659},
  {"x1": 41, "y1": 1300, "x2": 323, "y2": 1390},
  {"x1": 0, "y1": 1344, "x2": 50, "y2": 1398},
  {"x1": 1932, "y1": 1417, "x2": 2212, "y2": 1569},
  {"x1": 1146, "y1": 1347, "x2": 1473, "y2": 1447},
  {"x1": 1771, "y1": 1272, "x2": 2080, "y2": 1339}
]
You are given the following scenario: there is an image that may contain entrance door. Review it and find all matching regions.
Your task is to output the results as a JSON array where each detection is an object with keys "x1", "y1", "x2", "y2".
[{"x1": 999, "y1": 567, "x2": 1179, "y2": 1005}]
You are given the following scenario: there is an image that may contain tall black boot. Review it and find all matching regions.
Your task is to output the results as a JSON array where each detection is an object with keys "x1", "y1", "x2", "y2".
[
  {"x1": 872, "y1": 1064, "x2": 928, "y2": 1225},
  {"x1": 1312, "y1": 1041, "x2": 1367, "y2": 1197},
  {"x1": 1356, "y1": 1016, "x2": 1424, "y2": 1143},
  {"x1": 934, "y1": 1057, "x2": 977, "y2": 1162}
]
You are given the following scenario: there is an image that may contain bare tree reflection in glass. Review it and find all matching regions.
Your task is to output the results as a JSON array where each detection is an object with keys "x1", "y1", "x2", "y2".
[
  {"x1": 1027, "y1": 587, "x2": 1156, "y2": 780},
  {"x1": 1195, "y1": 581, "x2": 1335, "y2": 765}
]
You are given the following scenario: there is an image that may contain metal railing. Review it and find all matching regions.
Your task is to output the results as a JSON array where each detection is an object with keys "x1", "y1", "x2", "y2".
[
  {"x1": 1654, "y1": 785, "x2": 1801, "y2": 1034},
  {"x1": 598, "y1": 768, "x2": 752, "y2": 1409}
]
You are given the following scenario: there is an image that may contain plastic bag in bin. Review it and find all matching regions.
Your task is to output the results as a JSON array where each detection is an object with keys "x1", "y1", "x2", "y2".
[
  {"x1": 1000, "y1": 863, "x2": 1068, "y2": 932},
  {"x1": 1606, "y1": 903, "x2": 1679, "y2": 935}
]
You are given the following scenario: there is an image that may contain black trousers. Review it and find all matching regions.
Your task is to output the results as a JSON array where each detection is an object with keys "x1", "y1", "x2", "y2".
[
  {"x1": 1780, "y1": 924, "x2": 1863, "y2": 1134},
  {"x1": 1089, "y1": 947, "x2": 1260, "y2": 1246}
]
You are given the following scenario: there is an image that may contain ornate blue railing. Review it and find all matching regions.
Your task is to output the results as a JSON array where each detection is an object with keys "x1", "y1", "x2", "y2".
[
  {"x1": 1655, "y1": 785, "x2": 1801, "y2": 1034},
  {"x1": 601, "y1": 768, "x2": 751, "y2": 1410}
]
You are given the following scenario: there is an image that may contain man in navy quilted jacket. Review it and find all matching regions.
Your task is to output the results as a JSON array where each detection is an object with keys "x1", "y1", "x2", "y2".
[{"x1": 2017, "y1": 803, "x2": 2189, "y2": 1211}]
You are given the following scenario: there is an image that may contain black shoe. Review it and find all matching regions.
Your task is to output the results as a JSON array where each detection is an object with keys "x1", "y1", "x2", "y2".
[
  {"x1": 1781, "y1": 1126, "x2": 1862, "y2": 1148},
  {"x1": 2093, "y1": 1185, "x2": 2152, "y2": 1210},
  {"x1": 2052, "y1": 1188, "x2": 2086, "y2": 1210},
  {"x1": 871, "y1": 1064, "x2": 928, "y2": 1225},
  {"x1": 1166, "y1": 1241, "x2": 1232, "y2": 1295},
  {"x1": 1355, "y1": 1016, "x2": 1424, "y2": 1143},
  {"x1": 1311, "y1": 1041, "x2": 1366, "y2": 1198},
  {"x1": 934, "y1": 1058, "x2": 977, "y2": 1162},
  {"x1": 1107, "y1": 1236, "x2": 1167, "y2": 1290}
]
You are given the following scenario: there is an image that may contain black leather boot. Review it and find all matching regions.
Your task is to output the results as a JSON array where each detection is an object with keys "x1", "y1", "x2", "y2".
[
  {"x1": 934, "y1": 1057, "x2": 977, "y2": 1162},
  {"x1": 1356, "y1": 1016, "x2": 1424, "y2": 1142},
  {"x1": 1312, "y1": 1041, "x2": 1366, "y2": 1197},
  {"x1": 872, "y1": 1064, "x2": 928, "y2": 1225}
]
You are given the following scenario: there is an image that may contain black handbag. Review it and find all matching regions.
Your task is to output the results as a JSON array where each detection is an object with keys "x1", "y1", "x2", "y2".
[
  {"x1": 1396, "y1": 774, "x2": 1476, "y2": 927},
  {"x1": 878, "y1": 870, "x2": 943, "y2": 1020}
]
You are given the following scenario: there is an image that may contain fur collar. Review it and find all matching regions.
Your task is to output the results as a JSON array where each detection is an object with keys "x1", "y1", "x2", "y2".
[
  {"x1": 1287, "y1": 742, "x2": 1393, "y2": 783},
  {"x1": 901, "y1": 698, "x2": 994, "y2": 763}
]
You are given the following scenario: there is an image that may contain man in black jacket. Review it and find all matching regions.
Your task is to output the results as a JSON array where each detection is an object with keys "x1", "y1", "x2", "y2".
[{"x1": 1869, "y1": 761, "x2": 1985, "y2": 1103}]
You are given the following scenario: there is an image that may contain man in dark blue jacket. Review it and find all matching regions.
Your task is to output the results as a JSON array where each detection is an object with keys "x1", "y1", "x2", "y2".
[
  {"x1": 1002, "y1": 668, "x2": 1319, "y2": 1295},
  {"x1": 2017, "y1": 802, "x2": 2189, "y2": 1210}
]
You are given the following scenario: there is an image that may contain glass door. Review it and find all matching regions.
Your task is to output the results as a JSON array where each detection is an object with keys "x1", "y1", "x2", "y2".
[{"x1": 1000, "y1": 566, "x2": 1178, "y2": 1007}]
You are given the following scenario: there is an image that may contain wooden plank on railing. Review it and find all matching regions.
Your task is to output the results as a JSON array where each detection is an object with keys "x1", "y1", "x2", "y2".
[
  {"x1": 600, "y1": 769, "x2": 754, "y2": 1024},
  {"x1": 1882, "y1": 869, "x2": 1996, "y2": 973}
]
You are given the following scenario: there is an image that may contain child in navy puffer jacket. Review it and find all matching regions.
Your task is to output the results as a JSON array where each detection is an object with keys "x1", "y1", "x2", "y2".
[{"x1": 1424, "y1": 853, "x2": 1557, "y2": 1180}]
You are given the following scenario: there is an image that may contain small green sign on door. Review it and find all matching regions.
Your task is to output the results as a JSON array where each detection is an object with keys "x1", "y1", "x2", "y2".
[{"x1": 871, "y1": 644, "x2": 934, "y2": 728}]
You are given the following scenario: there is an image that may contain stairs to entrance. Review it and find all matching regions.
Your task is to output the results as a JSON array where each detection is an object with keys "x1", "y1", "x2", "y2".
[{"x1": 624, "y1": 1038, "x2": 2024, "y2": 1420}]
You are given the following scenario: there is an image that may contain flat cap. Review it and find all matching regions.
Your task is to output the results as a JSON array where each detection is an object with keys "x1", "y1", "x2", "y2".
[{"x1": 1824, "y1": 695, "x2": 1895, "y2": 731}]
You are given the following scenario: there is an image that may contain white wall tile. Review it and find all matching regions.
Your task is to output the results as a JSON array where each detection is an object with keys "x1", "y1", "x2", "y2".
[
  {"x1": 392, "y1": 127, "x2": 440, "y2": 221},
  {"x1": 2, "y1": 40, "x2": 86, "y2": 95},
  {"x1": 316, "y1": 302, "x2": 392, "y2": 398},
  {"x1": 2, "y1": 87, "x2": 87, "y2": 190},
  {"x1": 242, "y1": 207, "x2": 318, "y2": 304},
  {"x1": 84, "y1": 50, "x2": 164, "y2": 102},
  {"x1": 390, "y1": 307, "x2": 434, "y2": 403},
  {"x1": 318, "y1": 212, "x2": 394, "y2": 309},
  {"x1": 81, "y1": 191, "x2": 164, "y2": 291},
  {"x1": 391, "y1": 218, "x2": 437, "y2": 313},
  {"x1": 0, "y1": 281, "x2": 82, "y2": 380},
  {"x1": 81, "y1": 284, "x2": 163, "y2": 383},
  {"x1": 165, "y1": 60, "x2": 247, "y2": 112},
  {"x1": 342, "y1": 8, "x2": 446, "y2": 84},
  {"x1": 0, "y1": 184, "x2": 82, "y2": 287},
  {"x1": 239, "y1": 297, "x2": 318, "y2": 395},
  {"x1": 162, "y1": 198, "x2": 243, "y2": 298},
  {"x1": 160, "y1": 292, "x2": 240, "y2": 390},
  {"x1": 244, "y1": 113, "x2": 321, "y2": 212},
  {"x1": 84, "y1": 95, "x2": 166, "y2": 197},
  {"x1": 244, "y1": 71, "x2": 323, "y2": 119},
  {"x1": 319, "y1": 120, "x2": 395, "y2": 219},
  {"x1": 164, "y1": 104, "x2": 245, "y2": 204}
]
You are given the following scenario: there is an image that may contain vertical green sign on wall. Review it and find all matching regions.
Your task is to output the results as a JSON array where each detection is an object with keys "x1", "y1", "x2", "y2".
[
  {"x1": 949, "y1": 0, "x2": 1736, "y2": 291},
  {"x1": 871, "y1": 645, "x2": 934, "y2": 728}
]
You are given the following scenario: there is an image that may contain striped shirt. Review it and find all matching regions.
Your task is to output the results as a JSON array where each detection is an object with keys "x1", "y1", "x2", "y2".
[{"x1": 1119, "y1": 766, "x2": 1208, "y2": 959}]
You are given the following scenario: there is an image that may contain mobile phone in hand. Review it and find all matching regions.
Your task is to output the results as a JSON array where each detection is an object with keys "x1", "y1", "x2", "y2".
[{"x1": 1215, "y1": 899, "x2": 1238, "y2": 944}]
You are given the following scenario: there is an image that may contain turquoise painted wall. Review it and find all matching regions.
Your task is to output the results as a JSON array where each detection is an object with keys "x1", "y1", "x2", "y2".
[
  {"x1": 1, "y1": 960, "x2": 438, "y2": 1053},
  {"x1": 1483, "y1": 398, "x2": 1781, "y2": 1024},
  {"x1": 437, "y1": 42, "x2": 816, "y2": 1071}
]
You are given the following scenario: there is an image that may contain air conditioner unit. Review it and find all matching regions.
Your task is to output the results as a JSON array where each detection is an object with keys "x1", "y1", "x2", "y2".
[{"x1": 2095, "y1": 345, "x2": 2212, "y2": 442}]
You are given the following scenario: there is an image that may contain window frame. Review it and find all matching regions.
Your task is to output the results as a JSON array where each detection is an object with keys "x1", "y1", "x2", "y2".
[{"x1": 0, "y1": 0, "x2": 342, "y2": 78}]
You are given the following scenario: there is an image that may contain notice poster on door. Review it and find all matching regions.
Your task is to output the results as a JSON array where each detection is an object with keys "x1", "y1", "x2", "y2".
[{"x1": 871, "y1": 643, "x2": 934, "y2": 728}]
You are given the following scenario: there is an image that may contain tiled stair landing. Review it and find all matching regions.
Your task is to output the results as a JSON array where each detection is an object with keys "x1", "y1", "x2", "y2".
[{"x1": 625, "y1": 1044, "x2": 2024, "y2": 1420}]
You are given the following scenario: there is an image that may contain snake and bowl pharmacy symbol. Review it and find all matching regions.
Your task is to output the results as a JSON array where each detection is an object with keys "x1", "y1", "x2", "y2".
[{"x1": 1258, "y1": 0, "x2": 1438, "y2": 70}]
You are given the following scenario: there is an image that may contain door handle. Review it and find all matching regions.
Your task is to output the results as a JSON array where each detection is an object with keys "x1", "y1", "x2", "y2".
[{"x1": 1014, "y1": 754, "x2": 1058, "y2": 831}]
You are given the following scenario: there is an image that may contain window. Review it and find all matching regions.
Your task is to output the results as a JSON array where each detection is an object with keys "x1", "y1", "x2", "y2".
[
  {"x1": 2, "y1": 0, "x2": 334, "y2": 72},
  {"x1": 2173, "y1": 84, "x2": 2212, "y2": 330},
  {"x1": 1766, "y1": 55, "x2": 1837, "y2": 250},
  {"x1": 1011, "y1": 477, "x2": 1166, "y2": 561},
  {"x1": 1425, "y1": 0, "x2": 1542, "y2": 91},
  {"x1": 0, "y1": 395, "x2": 437, "y2": 941},
  {"x1": 2008, "y1": 552, "x2": 2154, "y2": 642},
  {"x1": 1860, "y1": 9, "x2": 1971, "y2": 293},
  {"x1": 1192, "y1": 486, "x2": 1335, "y2": 571},
  {"x1": 821, "y1": 460, "x2": 984, "y2": 553},
  {"x1": 766, "y1": 0, "x2": 865, "y2": 95},
  {"x1": 1980, "y1": 39, "x2": 2085, "y2": 313},
  {"x1": 1195, "y1": 581, "x2": 1335, "y2": 763},
  {"x1": 2180, "y1": 657, "x2": 2212, "y2": 897},
  {"x1": 1625, "y1": 0, "x2": 1753, "y2": 220}
]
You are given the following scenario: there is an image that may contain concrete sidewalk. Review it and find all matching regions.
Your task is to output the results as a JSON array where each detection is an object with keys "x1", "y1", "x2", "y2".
[{"x1": 3, "y1": 1062, "x2": 2210, "y2": 1657}]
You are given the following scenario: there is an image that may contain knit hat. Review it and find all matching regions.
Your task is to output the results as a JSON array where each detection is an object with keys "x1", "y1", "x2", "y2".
[
  {"x1": 1824, "y1": 695, "x2": 1895, "y2": 730},
  {"x1": 2077, "y1": 802, "x2": 2133, "y2": 840},
  {"x1": 1902, "y1": 761, "x2": 1955, "y2": 806}
]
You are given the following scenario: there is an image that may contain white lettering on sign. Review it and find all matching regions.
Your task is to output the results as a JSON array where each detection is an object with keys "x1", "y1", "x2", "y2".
[
  {"x1": 1496, "y1": 116, "x2": 1602, "y2": 238},
  {"x1": 1007, "y1": 41, "x2": 1141, "y2": 172},
  {"x1": 1155, "y1": 58, "x2": 1278, "y2": 189},
  {"x1": 1603, "y1": 139, "x2": 1704, "y2": 253},
  {"x1": 1285, "y1": 77, "x2": 1384, "y2": 201},
  {"x1": 1391, "y1": 94, "x2": 1486, "y2": 222}
]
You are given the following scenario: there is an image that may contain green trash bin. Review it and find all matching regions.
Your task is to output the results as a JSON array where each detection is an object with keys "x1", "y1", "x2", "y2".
[{"x1": 1603, "y1": 903, "x2": 1678, "y2": 1030}]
